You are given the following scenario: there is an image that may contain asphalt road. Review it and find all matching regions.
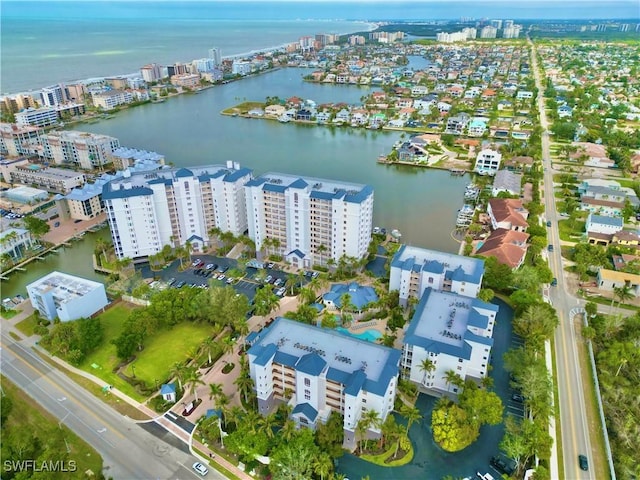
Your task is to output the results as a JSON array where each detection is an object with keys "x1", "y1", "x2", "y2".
[
  {"x1": 0, "y1": 331, "x2": 226, "y2": 480},
  {"x1": 529, "y1": 38, "x2": 595, "y2": 479}
]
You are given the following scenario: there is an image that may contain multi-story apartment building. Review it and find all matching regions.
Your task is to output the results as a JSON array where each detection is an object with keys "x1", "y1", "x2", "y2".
[
  {"x1": 140, "y1": 63, "x2": 163, "y2": 83},
  {"x1": 389, "y1": 245, "x2": 485, "y2": 306},
  {"x1": 15, "y1": 107, "x2": 58, "y2": 127},
  {"x1": 245, "y1": 173, "x2": 373, "y2": 268},
  {"x1": 480, "y1": 26, "x2": 498, "y2": 38},
  {"x1": 0, "y1": 94, "x2": 37, "y2": 114},
  {"x1": 40, "y1": 130, "x2": 120, "y2": 169},
  {"x1": 109, "y1": 147, "x2": 165, "y2": 171},
  {"x1": 40, "y1": 84, "x2": 66, "y2": 107},
  {"x1": 102, "y1": 162, "x2": 252, "y2": 260},
  {"x1": 247, "y1": 317, "x2": 400, "y2": 450},
  {"x1": 7, "y1": 165, "x2": 85, "y2": 194},
  {"x1": 402, "y1": 288, "x2": 498, "y2": 396},
  {"x1": 0, "y1": 123, "x2": 44, "y2": 157},
  {"x1": 208, "y1": 47, "x2": 222, "y2": 67},
  {"x1": 170, "y1": 74, "x2": 200, "y2": 88},
  {"x1": 91, "y1": 90, "x2": 134, "y2": 111},
  {"x1": 26, "y1": 271, "x2": 109, "y2": 322},
  {"x1": 0, "y1": 228, "x2": 33, "y2": 263}
]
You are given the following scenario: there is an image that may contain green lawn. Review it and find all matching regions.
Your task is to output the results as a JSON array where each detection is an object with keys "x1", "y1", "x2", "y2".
[
  {"x1": 78, "y1": 303, "x2": 141, "y2": 400},
  {"x1": 0, "y1": 308, "x2": 20, "y2": 320},
  {"x1": 122, "y1": 322, "x2": 214, "y2": 387},
  {"x1": 558, "y1": 219, "x2": 586, "y2": 242},
  {"x1": 15, "y1": 313, "x2": 39, "y2": 336},
  {"x1": 0, "y1": 376, "x2": 104, "y2": 478}
]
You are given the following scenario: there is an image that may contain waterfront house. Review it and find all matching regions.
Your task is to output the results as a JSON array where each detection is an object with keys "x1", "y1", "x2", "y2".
[
  {"x1": 476, "y1": 228, "x2": 529, "y2": 270},
  {"x1": 467, "y1": 118, "x2": 488, "y2": 137},
  {"x1": 402, "y1": 288, "x2": 498, "y2": 397},
  {"x1": 295, "y1": 109, "x2": 313, "y2": 121},
  {"x1": 491, "y1": 170, "x2": 522, "y2": 197},
  {"x1": 335, "y1": 109, "x2": 351, "y2": 123},
  {"x1": 265, "y1": 104, "x2": 286, "y2": 117},
  {"x1": 247, "y1": 318, "x2": 400, "y2": 450},
  {"x1": 0, "y1": 227, "x2": 33, "y2": 263},
  {"x1": 316, "y1": 111, "x2": 331, "y2": 124},
  {"x1": 487, "y1": 198, "x2": 528, "y2": 232},
  {"x1": 445, "y1": 113, "x2": 470, "y2": 135},
  {"x1": 474, "y1": 148, "x2": 502, "y2": 175}
]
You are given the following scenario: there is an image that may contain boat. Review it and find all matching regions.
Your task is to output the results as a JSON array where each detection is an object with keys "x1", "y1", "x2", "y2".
[
  {"x1": 391, "y1": 229, "x2": 402, "y2": 239},
  {"x1": 278, "y1": 115, "x2": 291, "y2": 123},
  {"x1": 450, "y1": 168, "x2": 466, "y2": 176}
]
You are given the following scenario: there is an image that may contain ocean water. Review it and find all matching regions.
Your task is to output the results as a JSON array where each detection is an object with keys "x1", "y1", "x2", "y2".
[{"x1": 2, "y1": 1, "x2": 638, "y2": 94}]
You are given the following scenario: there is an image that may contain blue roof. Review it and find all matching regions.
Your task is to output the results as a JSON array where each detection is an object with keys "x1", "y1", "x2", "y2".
[
  {"x1": 186, "y1": 234, "x2": 204, "y2": 242},
  {"x1": 147, "y1": 177, "x2": 172, "y2": 186},
  {"x1": 289, "y1": 178, "x2": 308, "y2": 189},
  {"x1": 245, "y1": 178, "x2": 267, "y2": 187},
  {"x1": 224, "y1": 167, "x2": 252, "y2": 183},
  {"x1": 102, "y1": 183, "x2": 153, "y2": 200},
  {"x1": 292, "y1": 403, "x2": 318, "y2": 422},
  {"x1": 253, "y1": 343, "x2": 277, "y2": 366},
  {"x1": 160, "y1": 383, "x2": 176, "y2": 394},
  {"x1": 264, "y1": 183, "x2": 287, "y2": 193},
  {"x1": 322, "y1": 282, "x2": 378, "y2": 310},
  {"x1": 296, "y1": 353, "x2": 326, "y2": 376},
  {"x1": 287, "y1": 249, "x2": 306, "y2": 259},
  {"x1": 246, "y1": 331, "x2": 260, "y2": 345},
  {"x1": 344, "y1": 369, "x2": 367, "y2": 396},
  {"x1": 589, "y1": 214, "x2": 623, "y2": 227},
  {"x1": 174, "y1": 168, "x2": 193, "y2": 178},
  {"x1": 344, "y1": 184, "x2": 373, "y2": 204}
]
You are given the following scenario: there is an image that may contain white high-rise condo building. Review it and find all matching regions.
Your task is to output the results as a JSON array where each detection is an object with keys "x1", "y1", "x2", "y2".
[
  {"x1": 40, "y1": 130, "x2": 120, "y2": 170},
  {"x1": 389, "y1": 245, "x2": 485, "y2": 306},
  {"x1": 247, "y1": 318, "x2": 400, "y2": 450},
  {"x1": 402, "y1": 288, "x2": 498, "y2": 396},
  {"x1": 208, "y1": 47, "x2": 222, "y2": 66},
  {"x1": 245, "y1": 173, "x2": 373, "y2": 268},
  {"x1": 103, "y1": 162, "x2": 252, "y2": 260}
]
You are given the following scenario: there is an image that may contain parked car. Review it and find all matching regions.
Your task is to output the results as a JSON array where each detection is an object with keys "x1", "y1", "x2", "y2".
[
  {"x1": 265, "y1": 275, "x2": 273, "y2": 284},
  {"x1": 205, "y1": 263, "x2": 215, "y2": 270},
  {"x1": 547, "y1": 244, "x2": 554, "y2": 252},
  {"x1": 511, "y1": 393, "x2": 525, "y2": 403},
  {"x1": 275, "y1": 287, "x2": 286, "y2": 296},
  {"x1": 551, "y1": 278, "x2": 558, "y2": 287},
  {"x1": 192, "y1": 259, "x2": 203, "y2": 267},
  {"x1": 166, "y1": 278, "x2": 176, "y2": 286},
  {"x1": 578, "y1": 454, "x2": 589, "y2": 471},
  {"x1": 192, "y1": 461, "x2": 208, "y2": 476},
  {"x1": 266, "y1": 262, "x2": 275, "y2": 269},
  {"x1": 218, "y1": 274, "x2": 226, "y2": 281},
  {"x1": 546, "y1": 221, "x2": 552, "y2": 227},
  {"x1": 175, "y1": 281, "x2": 186, "y2": 288},
  {"x1": 490, "y1": 456, "x2": 514, "y2": 475},
  {"x1": 274, "y1": 278, "x2": 283, "y2": 287}
]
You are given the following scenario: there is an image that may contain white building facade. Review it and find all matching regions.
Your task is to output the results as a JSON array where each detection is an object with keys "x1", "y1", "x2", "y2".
[
  {"x1": 247, "y1": 318, "x2": 400, "y2": 450},
  {"x1": 474, "y1": 148, "x2": 502, "y2": 175},
  {"x1": 402, "y1": 288, "x2": 498, "y2": 396},
  {"x1": 245, "y1": 173, "x2": 374, "y2": 268},
  {"x1": 26, "y1": 272, "x2": 109, "y2": 322},
  {"x1": 103, "y1": 163, "x2": 252, "y2": 260},
  {"x1": 40, "y1": 130, "x2": 121, "y2": 169},
  {"x1": 389, "y1": 245, "x2": 485, "y2": 306}
]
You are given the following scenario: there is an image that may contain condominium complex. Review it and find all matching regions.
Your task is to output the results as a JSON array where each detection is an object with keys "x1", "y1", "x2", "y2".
[
  {"x1": 26, "y1": 271, "x2": 109, "y2": 322},
  {"x1": 102, "y1": 162, "x2": 252, "y2": 260},
  {"x1": 4, "y1": 163, "x2": 86, "y2": 194},
  {"x1": 402, "y1": 288, "x2": 498, "y2": 395},
  {"x1": 15, "y1": 107, "x2": 59, "y2": 128},
  {"x1": 247, "y1": 318, "x2": 400, "y2": 449},
  {"x1": 245, "y1": 173, "x2": 374, "y2": 268},
  {"x1": 91, "y1": 90, "x2": 134, "y2": 110},
  {"x1": 0, "y1": 123, "x2": 44, "y2": 157},
  {"x1": 40, "y1": 130, "x2": 120, "y2": 169},
  {"x1": 389, "y1": 245, "x2": 485, "y2": 306}
]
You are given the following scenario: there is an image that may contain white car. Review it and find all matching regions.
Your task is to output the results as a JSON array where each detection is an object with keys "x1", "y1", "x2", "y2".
[{"x1": 192, "y1": 462, "x2": 208, "y2": 476}]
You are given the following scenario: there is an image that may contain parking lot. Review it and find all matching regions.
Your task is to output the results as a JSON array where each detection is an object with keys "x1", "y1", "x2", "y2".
[{"x1": 136, "y1": 254, "x2": 311, "y2": 304}]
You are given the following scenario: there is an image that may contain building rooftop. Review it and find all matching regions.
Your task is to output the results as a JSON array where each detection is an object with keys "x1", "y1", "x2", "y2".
[
  {"x1": 248, "y1": 317, "x2": 400, "y2": 396},
  {"x1": 26, "y1": 271, "x2": 104, "y2": 305},
  {"x1": 246, "y1": 172, "x2": 373, "y2": 204},
  {"x1": 15, "y1": 165, "x2": 85, "y2": 179},
  {"x1": 322, "y1": 282, "x2": 378, "y2": 310},
  {"x1": 405, "y1": 288, "x2": 497, "y2": 360},
  {"x1": 391, "y1": 244, "x2": 485, "y2": 284}
]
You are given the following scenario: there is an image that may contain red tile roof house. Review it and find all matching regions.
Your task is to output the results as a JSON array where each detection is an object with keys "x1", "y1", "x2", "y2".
[
  {"x1": 476, "y1": 228, "x2": 530, "y2": 270},
  {"x1": 487, "y1": 198, "x2": 529, "y2": 232}
]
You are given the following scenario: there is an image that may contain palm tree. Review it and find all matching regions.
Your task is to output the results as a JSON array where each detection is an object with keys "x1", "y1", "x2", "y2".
[
  {"x1": 208, "y1": 382, "x2": 224, "y2": 401},
  {"x1": 443, "y1": 369, "x2": 463, "y2": 392},
  {"x1": 234, "y1": 373, "x2": 254, "y2": 404},
  {"x1": 208, "y1": 226, "x2": 222, "y2": 250},
  {"x1": 359, "y1": 409, "x2": 381, "y2": 451},
  {"x1": 313, "y1": 453, "x2": 333, "y2": 480},
  {"x1": 355, "y1": 417, "x2": 370, "y2": 454},
  {"x1": 280, "y1": 419, "x2": 297, "y2": 442},
  {"x1": 184, "y1": 240, "x2": 193, "y2": 263},
  {"x1": 169, "y1": 362, "x2": 188, "y2": 390},
  {"x1": 612, "y1": 284, "x2": 633, "y2": 309},
  {"x1": 317, "y1": 243, "x2": 328, "y2": 265},
  {"x1": 215, "y1": 391, "x2": 229, "y2": 413},
  {"x1": 184, "y1": 367, "x2": 204, "y2": 403},
  {"x1": 201, "y1": 337, "x2": 218, "y2": 365},
  {"x1": 419, "y1": 358, "x2": 436, "y2": 386},
  {"x1": 258, "y1": 413, "x2": 278, "y2": 439},
  {"x1": 94, "y1": 237, "x2": 110, "y2": 263},
  {"x1": 399, "y1": 404, "x2": 421, "y2": 434}
]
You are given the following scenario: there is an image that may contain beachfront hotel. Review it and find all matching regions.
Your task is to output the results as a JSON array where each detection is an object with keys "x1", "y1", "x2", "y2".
[
  {"x1": 102, "y1": 162, "x2": 252, "y2": 260},
  {"x1": 402, "y1": 288, "x2": 498, "y2": 396},
  {"x1": 389, "y1": 245, "x2": 485, "y2": 306},
  {"x1": 245, "y1": 173, "x2": 374, "y2": 268},
  {"x1": 246, "y1": 318, "x2": 400, "y2": 450}
]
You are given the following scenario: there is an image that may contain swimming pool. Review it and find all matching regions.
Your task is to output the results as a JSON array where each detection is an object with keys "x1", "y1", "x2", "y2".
[{"x1": 336, "y1": 327, "x2": 382, "y2": 343}]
